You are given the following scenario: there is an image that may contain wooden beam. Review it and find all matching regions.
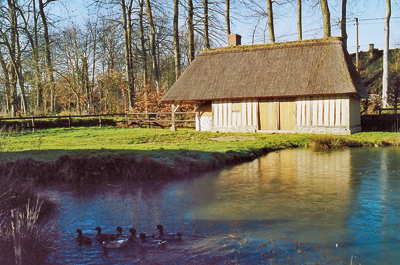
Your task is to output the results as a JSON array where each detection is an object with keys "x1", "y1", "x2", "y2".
[{"x1": 171, "y1": 103, "x2": 177, "y2": 131}]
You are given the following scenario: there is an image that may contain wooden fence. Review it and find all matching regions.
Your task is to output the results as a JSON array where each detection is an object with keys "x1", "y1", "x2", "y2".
[
  {"x1": 362, "y1": 108, "x2": 400, "y2": 132},
  {"x1": 0, "y1": 112, "x2": 196, "y2": 132},
  {"x1": 377, "y1": 107, "x2": 399, "y2": 115}
]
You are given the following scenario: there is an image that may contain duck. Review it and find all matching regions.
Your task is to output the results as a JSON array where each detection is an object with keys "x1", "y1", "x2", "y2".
[
  {"x1": 139, "y1": 233, "x2": 166, "y2": 248},
  {"x1": 94, "y1": 226, "x2": 117, "y2": 242},
  {"x1": 76, "y1": 229, "x2": 92, "y2": 245},
  {"x1": 101, "y1": 238, "x2": 129, "y2": 249},
  {"x1": 128, "y1": 228, "x2": 137, "y2": 241},
  {"x1": 115, "y1": 226, "x2": 129, "y2": 239},
  {"x1": 154, "y1": 224, "x2": 182, "y2": 241}
]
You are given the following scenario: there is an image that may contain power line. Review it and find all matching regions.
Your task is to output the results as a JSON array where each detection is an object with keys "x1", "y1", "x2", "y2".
[{"x1": 358, "y1": 17, "x2": 400, "y2": 21}]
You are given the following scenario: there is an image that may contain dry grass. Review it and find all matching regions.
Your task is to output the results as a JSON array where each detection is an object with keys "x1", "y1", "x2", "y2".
[
  {"x1": 308, "y1": 135, "x2": 363, "y2": 149},
  {"x1": 0, "y1": 169, "x2": 57, "y2": 265},
  {"x1": 18, "y1": 198, "x2": 57, "y2": 264}
]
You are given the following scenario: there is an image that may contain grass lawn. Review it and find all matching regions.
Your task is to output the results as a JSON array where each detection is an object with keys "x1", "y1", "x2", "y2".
[{"x1": 1, "y1": 126, "x2": 400, "y2": 163}]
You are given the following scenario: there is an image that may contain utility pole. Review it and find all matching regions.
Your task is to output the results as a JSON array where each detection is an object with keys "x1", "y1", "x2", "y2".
[
  {"x1": 355, "y1": 17, "x2": 359, "y2": 72},
  {"x1": 382, "y1": 0, "x2": 391, "y2": 108}
]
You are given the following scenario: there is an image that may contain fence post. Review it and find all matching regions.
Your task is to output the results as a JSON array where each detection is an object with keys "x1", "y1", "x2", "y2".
[
  {"x1": 32, "y1": 115, "x2": 35, "y2": 133},
  {"x1": 11, "y1": 209, "x2": 22, "y2": 265},
  {"x1": 68, "y1": 115, "x2": 72, "y2": 128},
  {"x1": 171, "y1": 104, "x2": 177, "y2": 131},
  {"x1": 99, "y1": 115, "x2": 102, "y2": 128}
]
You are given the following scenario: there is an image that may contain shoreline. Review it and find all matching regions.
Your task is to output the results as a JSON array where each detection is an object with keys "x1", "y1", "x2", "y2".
[{"x1": 0, "y1": 147, "x2": 277, "y2": 186}]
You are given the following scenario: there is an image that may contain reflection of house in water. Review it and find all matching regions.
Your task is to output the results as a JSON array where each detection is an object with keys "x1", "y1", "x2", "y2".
[{"x1": 194, "y1": 149, "x2": 352, "y2": 232}]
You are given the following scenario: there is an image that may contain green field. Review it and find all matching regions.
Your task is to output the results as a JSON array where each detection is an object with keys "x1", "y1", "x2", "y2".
[{"x1": 1, "y1": 126, "x2": 400, "y2": 163}]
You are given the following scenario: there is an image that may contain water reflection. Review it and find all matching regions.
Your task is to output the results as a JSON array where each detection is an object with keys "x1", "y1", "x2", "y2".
[{"x1": 40, "y1": 146, "x2": 400, "y2": 264}]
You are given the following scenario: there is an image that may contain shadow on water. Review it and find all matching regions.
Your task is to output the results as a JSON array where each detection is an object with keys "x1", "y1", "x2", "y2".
[{"x1": 34, "y1": 146, "x2": 400, "y2": 264}]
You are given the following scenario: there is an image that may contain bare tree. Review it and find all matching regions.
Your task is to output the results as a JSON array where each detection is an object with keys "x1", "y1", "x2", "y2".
[
  {"x1": 139, "y1": 0, "x2": 148, "y2": 85},
  {"x1": 145, "y1": 0, "x2": 160, "y2": 92},
  {"x1": 266, "y1": 0, "x2": 275, "y2": 43},
  {"x1": 121, "y1": 0, "x2": 135, "y2": 107},
  {"x1": 320, "y1": 0, "x2": 331, "y2": 38},
  {"x1": 203, "y1": 0, "x2": 210, "y2": 49},
  {"x1": 0, "y1": 48, "x2": 11, "y2": 113},
  {"x1": 340, "y1": 0, "x2": 347, "y2": 48},
  {"x1": 297, "y1": 0, "x2": 302, "y2": 40},
  {"x1": 39, "y1": 0, "x2": 56, "y2": 113},
  {"x1": 226, "y1": 0, "x2": 230, "y2": 43},
  {"x1": 19, "y1": 0, "x2": 43, "y2": 112},
  {"x1": 188, "y1": 0, "x2": 195, "y2": 63},
  {"x1": 0, "y1": 0, "x2": 27, "y2": 116},
  {"x1": 173, "y1": 0, "x2": 180, "y2": 80}
]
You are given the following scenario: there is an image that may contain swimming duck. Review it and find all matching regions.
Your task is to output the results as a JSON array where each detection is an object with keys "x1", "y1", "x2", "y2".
[
  {"x1": 101, "y1": 238, "x2": 129, "y2": 249},
  {"x1": 154, "y1": 225, "x2": 182, "y2": 241},
  {"x1": 76, "y1": 229, "x2": 92, "y2": 245},
  {"x1": 94, "y1": 226, "x2": 117, "y2": 242},
  {"x1": 128, "y1": 228, "x2": 137, "y2": 241},
  {"x1": 115, "y1": 226, "x2": 129, "y2": 239},
  {"x1": 139, "y1": 233, "x2": 166, "y2": 248}
]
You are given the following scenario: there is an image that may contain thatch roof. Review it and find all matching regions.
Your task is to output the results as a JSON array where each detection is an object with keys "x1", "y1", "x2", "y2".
[{"x1": 161, "y1": 38, "x2": 369, "y2": 103}]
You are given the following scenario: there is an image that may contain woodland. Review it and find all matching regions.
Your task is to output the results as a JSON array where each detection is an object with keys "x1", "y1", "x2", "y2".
[{"x1": 0, "y1": 0, "x2": 397, "y2": 118}]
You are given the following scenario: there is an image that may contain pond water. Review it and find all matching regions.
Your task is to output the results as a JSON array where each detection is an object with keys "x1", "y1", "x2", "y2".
[{"x1": 40, "y1": 146, "x2": 400, "y2": 264}]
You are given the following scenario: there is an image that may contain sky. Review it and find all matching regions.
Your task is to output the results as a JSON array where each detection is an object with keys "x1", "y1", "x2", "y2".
[
  {"x1": 233, "y1": 0, "x2": 400, "y2": 54},
  {"x1": 56, "y1": 0, "x2": 400, "y2": 55}
]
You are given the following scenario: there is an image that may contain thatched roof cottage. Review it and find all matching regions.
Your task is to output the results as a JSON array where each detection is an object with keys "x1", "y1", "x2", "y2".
[{"x1": 161, "y1": 37, "x2": 368, "y2": 134}]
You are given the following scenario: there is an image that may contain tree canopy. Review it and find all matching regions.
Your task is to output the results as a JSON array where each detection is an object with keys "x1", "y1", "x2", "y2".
[{"x1": 0, "y1": 0, "x2": 398, "y2": 116}]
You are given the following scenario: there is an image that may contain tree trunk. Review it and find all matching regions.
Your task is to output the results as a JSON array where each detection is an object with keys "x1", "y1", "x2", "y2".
[
  {"x1": 226, "y1": 0, "x2": 230, "y2": 43},
  {"x1": 341, "y1": 0, "x2": 347, "y2": 49},
  {"x1": 188, "y1": 0, "x2": 195, "y2": 63},
  {"x1": 146, "y1": 0, "x2": 160, "y2": 91},
  {"x1": 203, "y1": 0, "x2": 210, "y2": 49},
  {"x1": 320, "y1": 0, "x2": 331, "y2": 38},
  {"x1": 38, "y1": 0, "x2": 55, "y2": 114},
  {"x1": 266, "y1": 0, "x2": 275, "y2": 43},
  {"x1": 139, "y1": 0, "x2": 148, "y2": 85},
  {"x1": 121, "y1": 0, "x2": 135, "y2": 107},
  {"x1": 0, "y1": 50, "x2": 11, "y2": 113},
  {"x1": 8, "y1": 0, "x2": 18, "y2": 117},
  {"x1": 382, "y1": 0, "x2": 391, "y2": 107},
  {"x1": 82, "y1": 55, "x2": 89, "y2": 113},
  {"x1": 16, "y1": 33, "x2": 27, "y2": 114},
  {"x1": 33, "y1": 0, "x2": 43, "y2": 112},
  {"x1": 88, "y1": 20, "x2": 99, "y2": 114},
  {"x1": 173, "y1": 0, "x2": 180, "y2": 81},
  {"x1": 297, "y1": 0, "x2": 302, "y2": 40}
]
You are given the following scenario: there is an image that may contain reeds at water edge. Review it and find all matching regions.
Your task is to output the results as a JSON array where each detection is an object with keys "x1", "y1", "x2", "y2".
[{"x1": 0, "y1": 168, "x2": 57, "y2": 265}]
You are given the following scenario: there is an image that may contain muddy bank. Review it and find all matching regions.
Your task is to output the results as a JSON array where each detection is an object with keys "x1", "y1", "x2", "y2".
[{"x1": 0, "y1": 147, "x2": 275, "y2": 186}]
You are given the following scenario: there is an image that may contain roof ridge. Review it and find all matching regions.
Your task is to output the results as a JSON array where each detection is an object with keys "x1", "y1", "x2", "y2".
[{"x1": 200, "y1": 37, "x2": 343, "y2": 55}]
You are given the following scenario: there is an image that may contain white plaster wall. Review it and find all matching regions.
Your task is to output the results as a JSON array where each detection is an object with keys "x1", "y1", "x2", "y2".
[{"x1": 196, "y1": 114, "x2": 213, "y2": 131}]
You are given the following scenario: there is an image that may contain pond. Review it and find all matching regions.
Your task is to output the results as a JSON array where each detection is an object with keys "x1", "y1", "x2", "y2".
[{"x1": 40, "y1": 146, "x2": 400, "y2": 264}]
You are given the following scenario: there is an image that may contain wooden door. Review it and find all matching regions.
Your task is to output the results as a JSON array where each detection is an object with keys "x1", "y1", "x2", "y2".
[
  {"x1": 279, "y1": 99, "x2": 295, "y2": 130},
  {"x1": 259, "y1": 99, "x2": 278, "y2": 130}
]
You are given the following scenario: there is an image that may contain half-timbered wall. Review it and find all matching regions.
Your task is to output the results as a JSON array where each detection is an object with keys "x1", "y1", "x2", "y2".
[
  {"x1": 211, "y1": 99, "x2": 258, "y2": 132},
  {"x1": 296, "y1": 95, "x2": 360, "y2": 134},
  {"x1": 196, "y1": 95, "x2": 361, "y2": 134}
]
